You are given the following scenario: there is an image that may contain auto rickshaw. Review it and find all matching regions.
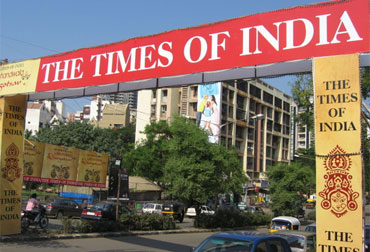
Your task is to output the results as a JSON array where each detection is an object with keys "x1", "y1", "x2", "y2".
[
  {"x1": 269, "y1": 216, "x2": 301, "y2": 232},
  {"x1": 305, "y1": 199, "x2": 316, "y2": 209}
]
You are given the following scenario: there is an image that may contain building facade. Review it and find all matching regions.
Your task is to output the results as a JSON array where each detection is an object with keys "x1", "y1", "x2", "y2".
[{"x1": 135, "y1": 78, "x2": 293, "y2": 182}]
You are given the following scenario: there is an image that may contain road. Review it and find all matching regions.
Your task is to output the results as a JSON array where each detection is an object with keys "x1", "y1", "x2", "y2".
[{"x1": 1, "y1": 231, "x2": 217, "y2": 252}]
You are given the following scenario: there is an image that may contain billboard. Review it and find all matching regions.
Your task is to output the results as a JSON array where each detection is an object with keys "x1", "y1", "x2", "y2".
[
  {"x1": 0, "y1": 95, "x2": 26, "y2": 235},
  {"x1": 0, "y1": 0, "x2": 368, "y2": 97},
  {"x1": 314, "y1": 54, "x2": 363, "y2": 251},
  {"x1": 197, "y1": 82, "x2": 222, "y2": 144},
  {"x1": 23, "y1": 141, "x2": 109, "y2": 188}
]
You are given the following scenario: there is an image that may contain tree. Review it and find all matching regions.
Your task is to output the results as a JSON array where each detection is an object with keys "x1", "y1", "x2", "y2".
[
  {"x1": 163, "y1": 117, "x2": 247, "y2": 211},
  {"x1": 123, "y1": 121, "x2": 171, "y2": 186},
  {"x1": 290, "y1": 74, "x2": 314, "y2": 132},
  {"x1": 267, "y1": 162, "x2": 314, "y2": 217},
  {"x1": 33, "y1": 121, "x2": 135, "y2": 164},
  {"x1": 123, "y1": 117, "x2": 248, "y2": 213}
]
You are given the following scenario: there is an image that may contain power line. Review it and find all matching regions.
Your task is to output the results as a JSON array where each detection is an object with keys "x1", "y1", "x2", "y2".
[{"x1": 1, "y1": 35, "x2": 58, "y2": 53}]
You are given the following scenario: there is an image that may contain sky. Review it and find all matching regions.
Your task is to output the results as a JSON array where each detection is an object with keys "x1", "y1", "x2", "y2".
[{"x1": 0, "y1": 0, "x2": 340, "y2": 114}]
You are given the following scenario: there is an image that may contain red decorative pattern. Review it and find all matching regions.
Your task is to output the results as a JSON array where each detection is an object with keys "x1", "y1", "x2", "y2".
[{"x1": 318, "y1": 145, "x2": 359, "y2": 218}]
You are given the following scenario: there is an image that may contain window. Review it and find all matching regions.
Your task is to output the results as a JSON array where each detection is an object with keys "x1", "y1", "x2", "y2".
[
  {"x1": 161, "y1": 105, "x2": 167, "y2": 113},
  {"x1": 160, "y1": 89, "x2": 168, "y2": 103},
  {"x1": 263, "y1": 91, "x2": 273, "y2": 104}
]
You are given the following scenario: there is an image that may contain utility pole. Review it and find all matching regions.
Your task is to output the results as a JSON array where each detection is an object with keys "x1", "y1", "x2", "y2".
[{"x1": 115, "y1": 159, "x2": 121, "y2": 221}]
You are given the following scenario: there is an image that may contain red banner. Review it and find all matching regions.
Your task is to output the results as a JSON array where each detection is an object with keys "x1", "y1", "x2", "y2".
[{"x1": 36, "y1": 0, "x2": 370, "y2": 92}]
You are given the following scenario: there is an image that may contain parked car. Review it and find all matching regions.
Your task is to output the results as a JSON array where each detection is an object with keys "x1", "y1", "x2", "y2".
[
  {"x1": 81, "y1": 201, "x2": 131, "y2": 221},
  {"x1": 142, "y1": 203, "x2": 163, "y2": 214},
  {"x1": 274, "y1": 230, "x2": 316, "y2": 252},
  {"x1": 269, "y1": 216, "x2": 301, "y2": 232},
  {"x1": 365, "y1": 224, "x2": 370, "y2": 252},
  {"x1": 304, "y1": 223, "x2": 316, "y2": 233},
  {"x1": 45, "y1": 198, "x2": 83, "y2": 218},
  {"x1": 192, "y1": 231, "x2": 292, "y2": 252},
  {"x1": 185, "y1": 205, "x2": 215, "y2": 218},
  {"x1": 244, "y1": 206, "x2": 265, "y2": 214},
  {"x1": 161, "y1": 201, "x2": 185, "y2": 223}
]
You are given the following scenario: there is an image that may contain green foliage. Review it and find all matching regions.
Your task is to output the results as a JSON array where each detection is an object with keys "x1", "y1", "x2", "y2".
[
  {"x1": 62, "y1": 213, "x2": 176, "y2": 233},
  {"x1": 290, "y1": 74, "x2": 314, "y2": 132},
  {"x1": 307, "y1": 211, "x2": 316, "y2": 221},
  {"x1": 120, "y1": 213, "x2": 176, "y2": 231},
  {"x1": 195, "y1": 209, "x2": 271, "y2": 229},
  {"x1": 361, "y1": 67, "x2": 370, "y2": 100},
  {"x1": 76, "y1": 219, "x2": 120, "y2": 233},
  {"x1": 123, "y1": 117, "x2": 248, "y2": 209},
  {"x1": 267, "y1": 162, "x2": 314, "y2": 217},
  {"x1": 34, "y1": 121, "x2": 135, "y2": 165}
]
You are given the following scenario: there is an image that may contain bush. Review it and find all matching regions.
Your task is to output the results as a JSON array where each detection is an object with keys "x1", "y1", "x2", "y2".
[
  {"x1": 195, "y1": 208, "x2": 272, "y2": 229},
  {"x1": 61, "y1": 213, "x2": 176, "y2": 233},
  {"x1": 120, "y1": 213, "x2": 176, "y2": 231},
  {"x1": 307, "y1": 210, "x2": 316, "y2": 221}
]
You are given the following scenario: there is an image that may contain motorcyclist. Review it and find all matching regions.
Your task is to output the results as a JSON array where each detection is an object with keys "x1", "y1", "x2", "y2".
[{"x1": 26, "y1": 193, "x2": 41, "y2": 223}]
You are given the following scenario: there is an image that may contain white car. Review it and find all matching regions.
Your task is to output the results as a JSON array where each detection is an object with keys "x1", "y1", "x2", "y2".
[
  {"x1": 185, "y1": 205, "x2": 215, "y2": 217},
  {"x1": 142, "y1": 203, "x2": 163, "y2": 214}
]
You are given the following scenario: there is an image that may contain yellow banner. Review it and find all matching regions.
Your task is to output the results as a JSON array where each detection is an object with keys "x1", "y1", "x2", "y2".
[
  {"x1": 41, "y1": 144, "x2": 79, "y2": 183},
  {"x1": 314, "y1": 54, "x2": 363, "y2": 251},
  {"x1": 77, "y1": 150, "x2": 109, "y2": 184},
  {"x1": 23, "y1": 140, "x2": 45, "y2": 178},
  {"x1": 0, "y1": 60, "x2": 40, "y2": 96},
  {"x1": 0, "y1": 95, "x2": 26, "y2": 235}
]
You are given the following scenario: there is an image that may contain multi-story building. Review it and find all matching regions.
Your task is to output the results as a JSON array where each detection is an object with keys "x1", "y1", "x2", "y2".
[
  {"x1": 136, "y1": 78, "x2": 293, "y2": 183},
  {"x1": 108, "y1": 92, "x2": 138, "y2": 110},
  {"x1": 25, "y1": 100, "x2": 66, "y2": 135},
  {"x1": 90, "y1": 103, "x2": 130, "y2": 129}
]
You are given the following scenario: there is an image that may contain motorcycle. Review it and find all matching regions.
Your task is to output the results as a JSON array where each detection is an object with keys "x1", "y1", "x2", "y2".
[{"x1": 21, "y1": 205, "x2": 49, "y2": 230}]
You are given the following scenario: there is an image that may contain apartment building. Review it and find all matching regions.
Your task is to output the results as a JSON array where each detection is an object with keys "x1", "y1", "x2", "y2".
[{"x1": 136, "y1": 78, "x2": 293, "y2": 182}]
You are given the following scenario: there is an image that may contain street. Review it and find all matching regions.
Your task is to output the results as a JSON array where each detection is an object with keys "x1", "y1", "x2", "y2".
[{"x1": 0, "y1": 231, "x2": 216, "y2": 252}]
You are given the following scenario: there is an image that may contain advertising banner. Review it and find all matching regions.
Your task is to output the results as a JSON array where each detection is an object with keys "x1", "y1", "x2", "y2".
[
  {"x1": 0, "y1": 95, "x2": 26, "y2": 235},
  {"x1": 23, "y1": 140, "x2": 108, "y2": 188},
  {"x1": 76, "y1": 150, "x2": 109, "y2": 188},
  {"x1": 23, "y1": 140, "x2": 45, "y2": 182},
  {"x1": 41, "y1": 144, "x2": 79, "y2": 186},
  {"x1": 197, "y1": 82, "x2": 221, "y2": 144},
  {"x1": 0, "y1": 59, "x2": 40, "y2": 96},
  {"x1": 314, "y1": 54, "x2": 364, "y2": 251},
  {"x1": 32, "y1": 0, "x2": 369, "y2": 93}
]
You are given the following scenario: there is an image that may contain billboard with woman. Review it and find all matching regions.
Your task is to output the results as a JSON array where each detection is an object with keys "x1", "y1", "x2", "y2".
[{"x1": 197, "y1": 82, "x2": 221, "y2": 144}]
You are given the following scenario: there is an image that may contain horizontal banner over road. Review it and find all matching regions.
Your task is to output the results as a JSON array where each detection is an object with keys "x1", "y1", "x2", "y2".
[{"x1": 0, "y1": 0, "x2": 369, "y2": 97}]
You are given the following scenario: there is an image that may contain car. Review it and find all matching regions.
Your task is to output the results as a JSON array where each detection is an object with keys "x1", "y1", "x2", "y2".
[
  {"x1": 273, "y1": 230, "x2": 316, "y2": 252},
  {"x1": 161, "y1": 201, "x2": 185, "y2": 223},
  {"x1": 304, "y1": 223, "x2": 316, "y2": 233},
  {"x1": 269, "y1": 216, "x2": 301, "y2": 232},
  {"x1": 81, "y1": 201, "x2": 131, "y2": 221},
  {"x1": 142, "y1": 203, "x2": 163, "y2": 214},
  {"x1": 366, "y1": 224, "x2": 370, "y2": 252},
  {"x1": 45, "y1": 198, "x2": 83, "y2": 218},
  {"x1": 185, "y1": 205, "x2": 215, "y2": 218},
  {"x1": 192, "y1": 231, "x2": 292, "y2": 252},
  {"x1": 244, "y1": 206, "x2": 265, "y2": 214}
]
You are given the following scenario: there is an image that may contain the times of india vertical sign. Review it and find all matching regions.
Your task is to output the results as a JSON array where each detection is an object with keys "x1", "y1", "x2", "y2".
[{"x1": 314, "y1": 54, "x2": 364, "y2": 252}]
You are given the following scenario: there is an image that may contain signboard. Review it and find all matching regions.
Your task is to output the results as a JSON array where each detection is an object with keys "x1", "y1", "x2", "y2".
[
  {"x1": 23, "y1": 140, "x2": 45, "y2": 179},
  {"x1": 23, "y1": 141, "x2": 109, "y2": 188},
  {"x1": 197, "y1": 82, "x2": 222, "y2": 144},
  {"x1": 0, "y1": 0, "x2": 368, "y2": 97},
  {"x1": 0, "y1": 95, "x2": 26, "y2": 235},
  {"x1": 314, "y1": 54, "x2": 364, "y2": 251},
  {"x1": 76, "y1": 150, "x2": 109, "y2": 188}
]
